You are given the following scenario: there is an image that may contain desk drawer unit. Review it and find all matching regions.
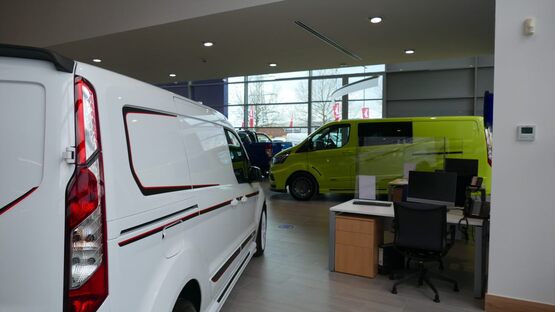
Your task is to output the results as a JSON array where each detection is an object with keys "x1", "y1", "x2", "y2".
[{"x1": 335, "y1": 214, "x2": 383, "y2": 278}]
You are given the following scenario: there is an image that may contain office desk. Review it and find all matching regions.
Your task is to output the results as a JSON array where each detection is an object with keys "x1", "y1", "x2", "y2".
[{"x1": 328, "y1": 199, "x2": 488, "y2": 298}]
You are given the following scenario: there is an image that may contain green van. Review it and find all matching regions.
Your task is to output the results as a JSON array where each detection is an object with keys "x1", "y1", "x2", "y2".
[{"x1": 269, "y1": 117, "x2": 492, "y2": 200}]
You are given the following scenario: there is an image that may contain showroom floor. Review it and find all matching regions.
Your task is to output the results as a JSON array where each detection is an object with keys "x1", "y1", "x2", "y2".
[{"x1": 221, "y1": 184, "x2": 485, "y2": 312}]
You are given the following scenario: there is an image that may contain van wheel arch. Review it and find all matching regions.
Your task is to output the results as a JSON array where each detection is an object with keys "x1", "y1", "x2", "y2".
[
  {"x1": 173, "y1": 279, "x2": 201, "y2": 312},
  {"x1": 287, "y1": 171, "x2": 318, "y2": 201}
]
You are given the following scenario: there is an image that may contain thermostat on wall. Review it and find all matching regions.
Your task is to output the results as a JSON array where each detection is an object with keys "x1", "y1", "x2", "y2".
[{"x1": 517, "y1": 125, "x2": 536, "y2": 141}]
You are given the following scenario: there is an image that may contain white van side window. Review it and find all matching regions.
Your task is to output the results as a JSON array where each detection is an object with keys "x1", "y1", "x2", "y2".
[
  {"x1": 178, "y1": 116, "x2": 238, "y2": 187},
  {"x1": 123, "y1": 107, "x2": 193, "y2": 195},
  {"x1": 224, "y1": 129, "x2": 250, "y2": 183},
  {"x1": 358, "y1": 122, "x2": 413, "y2": 146}
]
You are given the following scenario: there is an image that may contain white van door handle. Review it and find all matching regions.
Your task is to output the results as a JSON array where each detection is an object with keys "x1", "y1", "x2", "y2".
[
  {"x1": 162, "y1": 220, "x2": 183, "y2": 239},
  {"x1": 230, "y1": 198, "x2": 239, "y2": 206},
  {"x1": 240, "y1": 195, "x2": 248, "y2": 203}
]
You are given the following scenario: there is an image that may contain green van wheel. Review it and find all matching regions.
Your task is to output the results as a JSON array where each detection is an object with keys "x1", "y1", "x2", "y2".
[{"x1": 288, "y1": 173, "x2": 317, "y2": 201}]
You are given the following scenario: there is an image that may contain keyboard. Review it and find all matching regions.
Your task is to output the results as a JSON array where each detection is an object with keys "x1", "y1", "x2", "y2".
[{"x1": 352, "y1": 200, "x2": 392, "y2": 207}]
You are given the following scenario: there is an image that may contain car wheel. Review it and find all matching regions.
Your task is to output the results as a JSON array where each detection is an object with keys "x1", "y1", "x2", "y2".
[
  {"x1": 173, "y1": 299, "x2": 197, "y2": 312},
  {"x1": 288, "y1": 173, "x2": 316, "y2": 201},
  {"x1": 254, "y1": 207, "x2": 267, "y2": 257}
]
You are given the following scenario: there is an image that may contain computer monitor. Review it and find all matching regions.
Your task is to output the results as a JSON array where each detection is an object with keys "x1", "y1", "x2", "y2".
[
  {"x1": 407, "y1": 171, "x2": 458, "y2": 207},
  {"x1": 444, "y1": 158, "x2": 479, "y2": 206},
  {"x1": 444, "y1": 158, "x2": 478, "y2": 176}
]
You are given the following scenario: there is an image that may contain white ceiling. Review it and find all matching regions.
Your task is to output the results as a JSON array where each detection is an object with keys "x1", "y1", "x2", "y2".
[{"x1": 0, "y1": 0, "x2": 495, "y2": 83}]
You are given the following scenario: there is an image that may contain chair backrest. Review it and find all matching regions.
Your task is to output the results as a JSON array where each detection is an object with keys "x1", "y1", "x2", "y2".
[{"x1": 393, "y1": 201, "x2": 447, "y2": 252}]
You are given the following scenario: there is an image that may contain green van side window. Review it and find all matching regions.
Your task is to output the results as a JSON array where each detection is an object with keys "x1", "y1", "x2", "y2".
[
  {"x1": 358, "y1": 122, "x2": 413, "y2": 146},
  {"x1": 310, "y1": 125, "x2": 350, "y2": 150}
]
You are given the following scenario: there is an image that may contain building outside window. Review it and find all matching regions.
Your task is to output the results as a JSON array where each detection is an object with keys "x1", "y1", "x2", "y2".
[{"x1": 226, "y1": 64, "x2": 384, "y2": 144}]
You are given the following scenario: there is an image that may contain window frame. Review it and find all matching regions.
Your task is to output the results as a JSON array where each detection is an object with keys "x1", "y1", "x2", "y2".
[{"x1": 224, "y1": 128, "x2": 251, "y2": 183}]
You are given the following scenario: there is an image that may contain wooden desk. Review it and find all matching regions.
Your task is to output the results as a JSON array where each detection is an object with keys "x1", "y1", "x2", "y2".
[
  {"x1": 335, "y1": 214, "x2": 383, "y2": 278},
  {"x1": 328, "y1": 199, "x2": 488, "y2": 298}
]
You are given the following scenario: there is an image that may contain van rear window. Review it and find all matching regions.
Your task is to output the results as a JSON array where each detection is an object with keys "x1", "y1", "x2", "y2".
[{"x1": 358, "y1": 122, "x2": 412, "y2": 146}]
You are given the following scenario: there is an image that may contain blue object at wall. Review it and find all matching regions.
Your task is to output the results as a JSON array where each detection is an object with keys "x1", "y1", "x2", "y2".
[
  {"x1": 158, "y1": 80, "x2": 228, "y2": 116},
  {"x1": 484, "y1": 91, "x2": 493, "y2": 130},
  {"x1": 191, "y1": 79, "x2": 227, "y2": 116}
]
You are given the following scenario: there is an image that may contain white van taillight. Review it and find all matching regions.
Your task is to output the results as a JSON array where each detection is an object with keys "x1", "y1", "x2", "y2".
[
  {"x1": 75, "y1": 78, "x2": 99, "y2": 165},
  {"x1": 65, "y1": 77, "x2": 108, "y2": 312}
]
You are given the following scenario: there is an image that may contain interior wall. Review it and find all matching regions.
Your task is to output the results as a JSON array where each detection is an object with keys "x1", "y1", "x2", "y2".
[
  {"x1": 385, "y1": 56, "x2": 493, "y2": 117},
  {"x1": 489, "y1": 0, "x2": 555, "y2": 305}
]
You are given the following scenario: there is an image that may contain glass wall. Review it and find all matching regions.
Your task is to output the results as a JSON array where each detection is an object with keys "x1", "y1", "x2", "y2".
[{"x1": 227, "y1": 65, "x2": 385, "y2": 144}]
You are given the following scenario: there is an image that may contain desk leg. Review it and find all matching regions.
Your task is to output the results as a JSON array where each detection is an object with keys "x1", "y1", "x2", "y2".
[
  {"x1": 474, "y1": 225, "x2": 487, "y2": 298},
  {"x1": 329, "y1": 210, "x2": 336, "y2": 271}
]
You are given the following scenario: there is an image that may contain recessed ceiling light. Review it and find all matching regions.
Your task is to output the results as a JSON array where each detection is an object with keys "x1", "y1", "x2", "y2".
[
  {"x1": 268, "y1": 63, "x2": 277, "y2": 67},
  {"x1": 169, "y1": 73, "x2": 177, "y2": 77},
  {"x1": 404, "y1": 49, "x2": 415, "y2": 55},
  {"x1": 369, "y1": 16, "x2": 383, "y2": 24},
  {"x1": 92, "y1": 58, "x2": 102, "y2": 63},
  {"x1": 203, "y1": 41, "x2": 214, "y2": 47}
]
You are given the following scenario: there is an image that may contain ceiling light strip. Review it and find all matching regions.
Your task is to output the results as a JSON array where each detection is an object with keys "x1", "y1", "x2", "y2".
[{"x1": 294, "y1": 21, "x2": 362, "y2": 61}]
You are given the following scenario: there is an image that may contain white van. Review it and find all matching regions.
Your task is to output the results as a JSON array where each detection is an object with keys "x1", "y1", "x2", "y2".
[{"x1": 0, "y1": 45, "x2": 267, "y2": 312}]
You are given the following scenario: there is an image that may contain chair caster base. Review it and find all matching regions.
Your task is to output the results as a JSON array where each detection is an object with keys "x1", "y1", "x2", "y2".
[
  {"x1": 391, "y1": 288, "x2": 397, "y2": 294},
  {"x1": 454, "y1": 284, "x2": 460, "y2": 292},
  {"x1": 434, "y1": 295, "x2": 440, "y2": 303}
]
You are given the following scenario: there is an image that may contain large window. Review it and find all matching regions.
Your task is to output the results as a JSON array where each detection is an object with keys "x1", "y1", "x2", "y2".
[
  {"x1": 347, "y1": 76, "x2": 383, "y2": 119},
  {"x1": 227, "y1": 64, "x2": 384, "y2": 141},
  {"x1": 311, "y1": 77, "x2": 343, "y2": 129}
]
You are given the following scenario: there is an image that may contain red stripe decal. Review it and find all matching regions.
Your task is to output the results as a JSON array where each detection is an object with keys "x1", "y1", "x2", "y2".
[
  {"x1": 193, "y1": 184, "x2": 219, "y2": 189},
  {"x1": 246, "y1": 191, "x2": 259, "y2": 198},
  {"x1": 127, "y1": 111, "x2": 176, "y2": 117},
  {"x1": 211, "y1": 232, "x2": 256, "y2": 283},
  {"x1": 119, "y1": 192, "x2": 256, "y2": 246},
  {"x1": 199, "y1": 200, "x2": 232, "y2": 215},
  {"x1": 241, "y1": 231, "x2": 255, "y2": 250},
  {"x1": 211, "y1": 248, "x2": 241, "y2": 283},
  {"x1": 118, "y1": 212, "x2": 197, "y2": 247},
  {"x1": 0, "y1": 187, "x2": 38, "y2": 216}
]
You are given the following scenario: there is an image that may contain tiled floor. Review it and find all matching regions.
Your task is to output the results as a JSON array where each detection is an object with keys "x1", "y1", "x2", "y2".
[{"x1": 221, "y1": 187, "x2": 485, "y2": 311}]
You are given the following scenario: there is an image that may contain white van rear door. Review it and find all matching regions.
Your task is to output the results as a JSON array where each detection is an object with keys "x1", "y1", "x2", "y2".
[
  {"x1": 0, "y1": 78, "x2": 44, "y2": 210},
  {"x1": 0, "y1": 55, "x2": 74, "y2": 311}
]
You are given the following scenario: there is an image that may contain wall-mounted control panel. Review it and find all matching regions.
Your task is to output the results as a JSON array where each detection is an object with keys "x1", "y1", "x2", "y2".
[{"x1": 516, "y1": 125, "x2": 536, "y2": 141}]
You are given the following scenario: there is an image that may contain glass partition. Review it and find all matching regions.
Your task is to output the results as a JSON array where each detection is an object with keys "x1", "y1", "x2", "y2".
[{"x1": 355, "y1": 136, "x2": 466, "y2": 197}]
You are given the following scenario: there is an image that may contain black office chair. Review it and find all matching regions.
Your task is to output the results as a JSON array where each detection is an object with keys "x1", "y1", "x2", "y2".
[{"x1": 391, "y1": 201, "x2": 459, "y2": 303}]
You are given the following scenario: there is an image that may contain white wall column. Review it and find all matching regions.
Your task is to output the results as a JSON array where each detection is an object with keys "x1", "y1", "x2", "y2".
[{"x1": 489, "y1": 0, "x2": 555, "y2": 306}]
